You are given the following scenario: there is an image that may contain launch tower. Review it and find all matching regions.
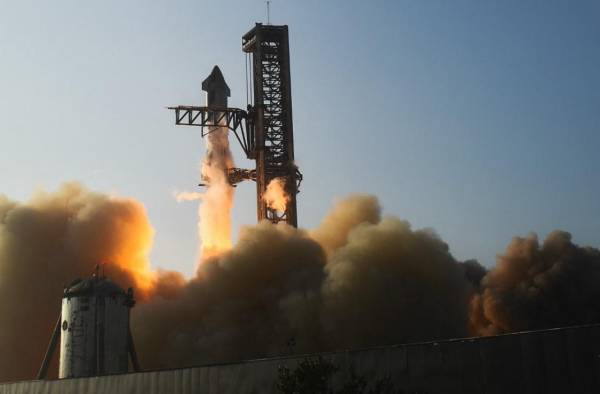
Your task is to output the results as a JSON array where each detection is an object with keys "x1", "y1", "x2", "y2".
[
  {"x1": 169, "y1": 23, "x2": 301, "y2": 227},
  {"x1": 242, "y1": 24, "x2": 300, "y2": 227}
]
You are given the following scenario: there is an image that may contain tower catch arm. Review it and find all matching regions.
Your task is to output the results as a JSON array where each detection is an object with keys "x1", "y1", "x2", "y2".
[{"x1": 168, "y1": 106, "x2": 255, "y2": 159}]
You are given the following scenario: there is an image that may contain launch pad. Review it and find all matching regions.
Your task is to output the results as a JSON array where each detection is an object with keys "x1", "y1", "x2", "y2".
[{"x1": 169, "y1": 24, "x2": 301, "y2": 227}]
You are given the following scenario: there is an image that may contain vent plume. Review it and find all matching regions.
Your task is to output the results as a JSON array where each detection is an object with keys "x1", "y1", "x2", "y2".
[{"x1": 263, "y1": 177, "x2": 290, "y2": 212}]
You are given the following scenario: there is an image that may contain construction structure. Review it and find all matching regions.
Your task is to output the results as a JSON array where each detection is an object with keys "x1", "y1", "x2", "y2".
[
  {"x1": 37, "y1": 269, "x2": 140, "y2": 380},
  {"x1": 169, "y1": 23, "x2": 301, "y2": 227}
]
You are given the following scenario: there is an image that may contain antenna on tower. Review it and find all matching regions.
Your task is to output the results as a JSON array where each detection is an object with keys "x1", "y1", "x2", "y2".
[{"x1": 266, "y1": 0, "x2": 271, "y2": 25}]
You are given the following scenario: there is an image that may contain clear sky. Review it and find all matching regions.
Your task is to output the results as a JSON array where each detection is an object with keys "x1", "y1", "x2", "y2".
[{"x1": 1, "y1": 0, "x2": 599, "y2": 277}]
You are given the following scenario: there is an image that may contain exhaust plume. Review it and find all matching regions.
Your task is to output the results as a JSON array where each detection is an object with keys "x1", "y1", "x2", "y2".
[{"x1": 178, "y1": 122, "x2": 235, "y2": 260}]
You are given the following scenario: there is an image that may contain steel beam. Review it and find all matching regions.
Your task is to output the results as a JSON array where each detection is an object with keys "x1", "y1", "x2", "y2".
[{"x1": 168, "y1": 106, "x2": 255, "y2": 159}]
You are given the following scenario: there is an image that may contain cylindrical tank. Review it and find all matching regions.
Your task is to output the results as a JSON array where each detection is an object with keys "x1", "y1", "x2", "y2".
[{"x1": 59, "y1": 274, "x2": 135, "y2": 378}]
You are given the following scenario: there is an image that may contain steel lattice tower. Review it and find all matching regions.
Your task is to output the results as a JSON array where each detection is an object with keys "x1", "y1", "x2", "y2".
[
  {"x1": 169, "y1": 23, "x2": 301, "y2": 227},
  {"x1": 243, "y1": 24, "x2": 299, "y2": 227}
]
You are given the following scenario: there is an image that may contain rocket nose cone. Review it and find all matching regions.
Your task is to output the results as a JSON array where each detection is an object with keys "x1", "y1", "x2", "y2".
[
  {"x1": 202, "y1": 65, "x2": 231, "y2": 97},
  {"x1": 210, "y1": 65, "x2": 223, "y2": 78}
]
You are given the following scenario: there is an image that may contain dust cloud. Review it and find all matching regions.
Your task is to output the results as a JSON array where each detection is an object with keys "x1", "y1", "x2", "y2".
[{"x1": 1, "y1": 184, "x2": 599, "y2": 381}]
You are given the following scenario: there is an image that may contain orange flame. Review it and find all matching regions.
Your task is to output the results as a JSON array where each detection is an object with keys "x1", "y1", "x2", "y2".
[
  {"x1": 263, "y1": 177, "x2": 290, "y2": 212},
  {"x1": 95, "y1": 195, "x2": 157, "y2": 294}
]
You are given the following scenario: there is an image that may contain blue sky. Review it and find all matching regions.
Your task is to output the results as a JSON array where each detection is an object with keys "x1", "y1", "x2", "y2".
[{"x1": 1, "y1": 1, "x2": 599, "y2": 276}]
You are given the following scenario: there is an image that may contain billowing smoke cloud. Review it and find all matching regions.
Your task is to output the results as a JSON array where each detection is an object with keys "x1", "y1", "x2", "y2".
[
  {"x1": 309, "y1": 195, "x2": 380, "y2": 255},
  {"x1": 320, "y1": 219, "x2": 472, "y2": 350},
  {"x1": 0, "y1": 183, "x2": 160, "y2": 381},
  {"x1": 470, "y1": 231, "x2": 600, "y2": 335},
  {"x1": 133, "y1": 222, "x2": 326, "y2": 368},
  {"x1": 1, "y1": 184, "x2": 599, "y2": 382},
  {"x1": 133, "y1": 194, "x2": 474, "y2": 369}
]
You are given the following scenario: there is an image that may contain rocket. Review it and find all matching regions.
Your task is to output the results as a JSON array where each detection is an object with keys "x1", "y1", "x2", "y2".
[
  {"x1": 199, "y1": 66, "x2": 233, "y2": 188},
  {"x1": 202, "y1": 65, "x2": 230, "y2": 108}
]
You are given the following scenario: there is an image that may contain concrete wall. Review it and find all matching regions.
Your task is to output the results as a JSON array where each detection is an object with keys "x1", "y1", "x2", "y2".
[{"x1": 1, "y1": 324, "x2": 599, "y2": 393}]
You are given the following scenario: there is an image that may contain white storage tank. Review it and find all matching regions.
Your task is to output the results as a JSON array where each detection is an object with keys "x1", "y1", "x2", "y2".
[{"x1": 59, "y1": 273, "x2": 135, "y2": 378}]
